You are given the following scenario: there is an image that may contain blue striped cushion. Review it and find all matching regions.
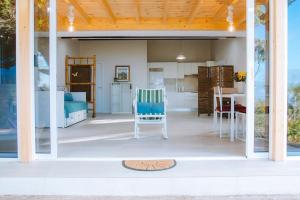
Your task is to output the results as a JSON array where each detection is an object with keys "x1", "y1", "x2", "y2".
[{"x1": 137, "y1": 102, "x2": 164, "y2": 115}]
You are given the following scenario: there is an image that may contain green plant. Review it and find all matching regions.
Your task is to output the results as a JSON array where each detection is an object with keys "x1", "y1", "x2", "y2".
[
  {"x1": 0, "y1": 0, "x2": 16, "y2": 39},
  {"x1": 288, "y1": 85, "x2": 300, "y2": 144}
]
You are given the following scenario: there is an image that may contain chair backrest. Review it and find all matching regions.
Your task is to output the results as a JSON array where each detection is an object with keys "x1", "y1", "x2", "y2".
[
  {"x1": 213, "y1": 86, "x2": 223, "y2": 111},
  {"x1": 222, "y1": 87, "x2": 238, "y2": 94},
  {"x1": 135, "y1": 88, "x2": 166, "y2": 115},
  {"x1": 136, "y1": 88, "x2": 165, "y2": 103}
]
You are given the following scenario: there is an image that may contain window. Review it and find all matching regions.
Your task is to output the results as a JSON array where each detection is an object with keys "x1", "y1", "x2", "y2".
[
  {"x1": 0, "y1": 0, "x2": 17, "y2": 158},
  {"x1": 254, "y1": 1, "x2": 270, "y2": 152},
  {"x1": 287, "y1": 0, "x2": 300, "y2": 156}
]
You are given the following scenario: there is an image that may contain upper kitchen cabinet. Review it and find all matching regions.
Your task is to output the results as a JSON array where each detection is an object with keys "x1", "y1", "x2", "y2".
[
  {"x1": 147, "y1": 62, "x2": 161, "y2": 69},
  {"x1": 191, "y1": 63, "x2": 206, "y2": 75},
  {"x1": 163, "y1": 62, "x2": 178, "y2": 78},
  {"x1": 183, "y1": 63, "x2": 193, "y2": 75},
  {"x1": 177, "y1": 63, "x2": 185, "y2": 79}
]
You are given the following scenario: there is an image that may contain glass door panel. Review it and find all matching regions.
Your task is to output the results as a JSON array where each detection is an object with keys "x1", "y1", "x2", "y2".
[
  {"x1": 34, "y1": 0, "x2": 51, "y2": 154},
  {"x1": 287, "y1": 0, "x2": 300, "y2": 156},
  {"x1": 0, "y1": 0, "x2": 17, "y2": 158},
  {"x1": 254, "y1": 0, "x2": 270, "y2": 152}
]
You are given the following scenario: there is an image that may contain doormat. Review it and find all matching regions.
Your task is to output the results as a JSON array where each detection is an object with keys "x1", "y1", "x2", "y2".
[{"x1": 122, "y1": 160, "x2": 176, "y2": 171}]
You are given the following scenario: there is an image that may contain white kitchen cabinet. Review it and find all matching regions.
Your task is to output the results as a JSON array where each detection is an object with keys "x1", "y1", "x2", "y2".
[
  {"x1": 166, "y1": 92, "x2": 198, "y2": 111},
  {"x1": 148, "y1": 62, "x2": 177, "y2": 79},
  {"x1": 190, "y1": 63, "x2": 199, "y2": 75},
  {"x1": 163, "y1": 62, "x2": 177, "y2": 78},
  {"x1": 183, "y1": 63, "x2": 192, "y2": 75},
  {"x1": 166, "y1": 92, "x2": 185, "y2": 110},
  {"x1": 177, "y1": 63, "x2": 185, "y2": 79},
  {"x1": 184, "y1": 92, "x2": 198, "y2": 109},
  {"x1": 148, "y1": 62, "x2": 161, "y2": 68},
  {"x1": 111, "y1": 82, "x2": 132, "y2": 113}
]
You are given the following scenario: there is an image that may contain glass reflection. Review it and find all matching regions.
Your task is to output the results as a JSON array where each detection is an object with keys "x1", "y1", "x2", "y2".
[
  {"x1": 287, "y1": 0, "x2": 300, "y2": 156},
  {"x1": 254, "y1": 1, "x2": 270, "y2": 152},
  {"x1": 0, "y1": 0, "x2": 17, "y2": 157},
  {"x1": 34, "y1": 0, "x2": 51, "y2": 153}
]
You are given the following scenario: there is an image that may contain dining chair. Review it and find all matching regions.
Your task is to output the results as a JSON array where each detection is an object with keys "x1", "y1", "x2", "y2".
[
  {"x1": 235, "y1": 104, "x2": 246, "y2": 141},
  {"x1": 213, "y1": 86, "x2": 232, "y2": 138}
]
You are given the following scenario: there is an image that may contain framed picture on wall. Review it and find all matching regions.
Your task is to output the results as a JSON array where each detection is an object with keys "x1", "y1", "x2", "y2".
[{"x1": 115, "y1": 65, "x2": 130, "y2": 82}]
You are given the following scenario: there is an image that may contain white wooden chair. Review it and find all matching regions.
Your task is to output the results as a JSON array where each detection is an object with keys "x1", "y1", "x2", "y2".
[
  {"x1": 235, "y1": 104, "x2": 246, "y2": 141},
  {"x1": 213, "y1": 86, "x2": 232, "y2": 138},
  {"x1": 133, "y1": 88, "x2": 168, "y2": 139}
]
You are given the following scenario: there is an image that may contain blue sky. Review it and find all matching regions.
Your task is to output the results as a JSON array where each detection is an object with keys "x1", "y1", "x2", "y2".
[{"x1": 288, "y1": 0, "x2": 300, "y2": 85}]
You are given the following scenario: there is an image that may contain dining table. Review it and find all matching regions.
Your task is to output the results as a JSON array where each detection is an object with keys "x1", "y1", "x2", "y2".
[{"x1": 214, "y1": 91, "x2": 246, "y2": 142}]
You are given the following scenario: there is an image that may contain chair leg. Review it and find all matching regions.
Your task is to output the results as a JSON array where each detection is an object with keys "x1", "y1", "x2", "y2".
[
  {"x1": 219, "y1": 112, "x2": 223, "y2": 138},
  {"x1": 214, "y1": 110, "x2": 217, "y2": 130},
  {"x1": 242, "y1": 114, "x2": 246, "y2": 138},
  {"x1": 134, "y1": 121, "x2": 139, "y2": 139},
  {"x1": 228, "y1": 113, "x2": 231, "y2": 133},
  {"x1": 235, "y1": 113, "x2": 239, "y2": 139},
  {"x1": 162, "y1": 119, "x2": 168, "y2": 139}
]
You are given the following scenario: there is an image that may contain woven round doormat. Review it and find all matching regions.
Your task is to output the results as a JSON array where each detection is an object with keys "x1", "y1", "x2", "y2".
[{"x1": 122, "y1": 160, "x2": 176, "y2": 171}]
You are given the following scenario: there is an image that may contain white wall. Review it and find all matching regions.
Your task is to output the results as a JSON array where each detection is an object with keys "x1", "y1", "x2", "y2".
[
  {"x1": 56, "y1": 38, "x2": 80, "y2": 88},
  {"x1": 212, "y1": 38, "x2": 247, "y2": 72},
  {"x1": 147, "y1": 40, "x2": 213, "y2": 62},
  {"x1": 79, "y1": 40, "x2": 148, "y2": 113}
]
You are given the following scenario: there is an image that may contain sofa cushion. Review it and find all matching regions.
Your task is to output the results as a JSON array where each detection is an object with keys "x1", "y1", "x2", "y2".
[
  {"x1": 64, "y1": 101, "x2": 87, "y2": 118},
  {"x1": 64, "y1": 93, "x2": 73, "y2": 101}
]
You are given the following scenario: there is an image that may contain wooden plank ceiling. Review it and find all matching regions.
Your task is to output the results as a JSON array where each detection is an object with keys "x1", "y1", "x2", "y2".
[{"x1": 56, "y1": 0, "x2": 247, "y2": 31}]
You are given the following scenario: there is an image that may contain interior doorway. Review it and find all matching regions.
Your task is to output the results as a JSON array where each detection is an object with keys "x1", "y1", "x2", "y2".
[{"x1": 32, "y1": 0, "x2": 271, "y2": 160}]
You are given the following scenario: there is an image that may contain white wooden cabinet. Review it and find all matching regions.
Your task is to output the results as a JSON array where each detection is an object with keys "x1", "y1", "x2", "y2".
[
  {"x1": 148, "y1": 62, "x2": 178, "y2": 79},
  {"x1": 162, "y1": 62, "x2": 177, "y2": 78},
  {"x1": 177, "y1": 63, "x2": 185, "y2": 79},
  {"x1": 111, "y1": 82, "x2": 132, "y2": 113},
  {"x1": 184, "y1": 92, "x2": 198, "y2": 109},
  {"x1": 183, "y1": 63, "x2": 192, "y2": 75},
  {"x1": 167, "y1": 92, "x2": 198, "y2": 111},
  {"x1": 190, "y1": 63, "x2": 199, "y2": 75},
  {"x1": 148, "y1": 62, "x2": 210, "y2": 78}
]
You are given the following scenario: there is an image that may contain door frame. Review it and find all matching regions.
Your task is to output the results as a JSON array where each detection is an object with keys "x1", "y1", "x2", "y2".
[
  {"x1": 32, "y1": 0, "x2": 57, "y2": 160},
  {"x1": 29, "y1": 0, "x2": 272, "y2": 160}
]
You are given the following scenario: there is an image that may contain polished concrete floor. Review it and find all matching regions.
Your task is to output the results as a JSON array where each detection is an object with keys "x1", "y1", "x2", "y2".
[{"x1": 57, "y1": 112, "x2": 245, "y2": 158}]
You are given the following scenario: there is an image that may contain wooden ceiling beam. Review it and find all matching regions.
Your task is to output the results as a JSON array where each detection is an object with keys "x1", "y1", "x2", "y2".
[
  {"x1": 238, "y1": 14, "x2": 246, "y2": 28},
  {"x1": 213, "y1": 0, "x2": 240, "y2": 19},
  {"x1": 187, "y1": 0, "x2": 203, "y2": 24},
  {"x1": 162, "y1": 0, "x2": 169, "y2": 23},
  {"x1": 64, "y1": 0, "x2": 91, "y2": 24},
  {"x1": 134, "y1": 0, "x2": 141, "y2": 23},
  {"x1": 96, "y1": 0, "x2": 116, "y2": 23}
]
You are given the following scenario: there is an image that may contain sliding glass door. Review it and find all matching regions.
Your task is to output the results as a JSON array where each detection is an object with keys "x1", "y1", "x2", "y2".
[
  {"x1": 0, "y1": 0, "x2": 17, "y2": 158},
  {"x1": 33, "y1": 0, "x2": 57, "y2": 158},
  {"x1": 287, "y1": 0, "x2": 300, "y2": 156},
  {"x1": 254, "y1": 0, "x2": 270, "y2": 153}
]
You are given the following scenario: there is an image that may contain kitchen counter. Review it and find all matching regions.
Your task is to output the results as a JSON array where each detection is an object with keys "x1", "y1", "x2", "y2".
[{"x1": 166, "y1": 91, "x2": 198, "y2": 111}]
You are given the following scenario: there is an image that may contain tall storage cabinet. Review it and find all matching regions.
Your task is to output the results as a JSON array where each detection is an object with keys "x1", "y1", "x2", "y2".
[
  {"x1": 198, "y1": 65, "x2": 234, "y2": 115},
  {"x1": 111, "y1": 82, "x2": 132, "y2": 113}
]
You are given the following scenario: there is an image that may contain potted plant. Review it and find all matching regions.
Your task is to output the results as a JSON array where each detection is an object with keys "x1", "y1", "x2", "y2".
[{"x1": 234, "y1": 71, "x2": 246, "y2": 93}]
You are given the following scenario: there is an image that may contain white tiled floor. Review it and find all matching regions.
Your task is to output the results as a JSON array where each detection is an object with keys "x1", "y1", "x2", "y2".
[{"x1": 57, "y1": 112, "x2": 245, "y2": 158}]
